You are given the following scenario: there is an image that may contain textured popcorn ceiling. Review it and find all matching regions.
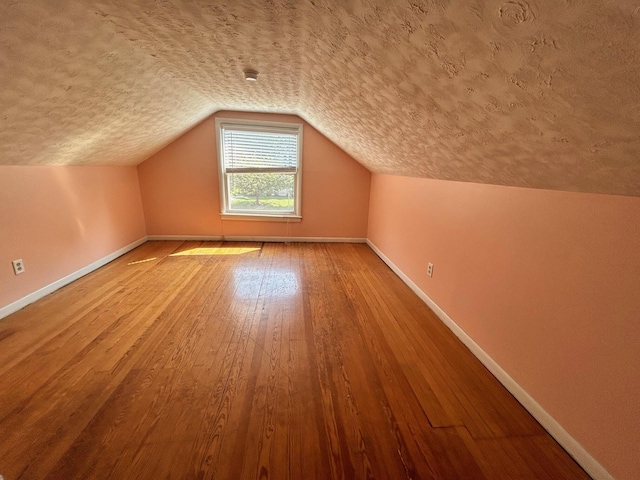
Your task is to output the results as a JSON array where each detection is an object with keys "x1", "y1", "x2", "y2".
[{"x1": 2, "y1": 1, "x2": 640, "y2": 196}]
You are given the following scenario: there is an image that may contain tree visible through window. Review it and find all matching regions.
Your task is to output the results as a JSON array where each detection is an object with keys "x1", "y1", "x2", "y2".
[
  {"x1": 216, "y1": 119, "x2": 302, "y2": 217},
  {"x1": 229, "y1": 173, "x2": 293, "y2": 211}
]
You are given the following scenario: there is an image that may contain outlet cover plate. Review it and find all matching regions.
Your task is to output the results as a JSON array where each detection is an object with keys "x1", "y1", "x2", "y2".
[{"x1": 12, "y1": 259, "x2": 25, "y2": 275}]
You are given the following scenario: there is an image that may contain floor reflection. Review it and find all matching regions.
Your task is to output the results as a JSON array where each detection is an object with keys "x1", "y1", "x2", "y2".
[{"x1": 232, "y1": 266, "x2": 299, "y2": 298}]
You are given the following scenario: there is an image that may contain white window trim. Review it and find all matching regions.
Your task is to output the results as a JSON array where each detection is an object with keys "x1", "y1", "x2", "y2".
[{"x1": 215, "y1": 117, "x2": 303, "y2": 220}]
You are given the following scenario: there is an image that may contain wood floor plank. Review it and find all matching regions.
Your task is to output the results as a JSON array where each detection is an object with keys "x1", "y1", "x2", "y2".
[
  {"x1": 305, "y1": 246, "x2": 410, "y2": 479},
  {"x1": 0, "y1": 241, "x2": 590, "y2": 479}
]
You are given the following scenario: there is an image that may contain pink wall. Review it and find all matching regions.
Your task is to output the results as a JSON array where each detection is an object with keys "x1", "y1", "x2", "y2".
[
  {"x1": 0, "y1": 166, "x2": 146, "y2": 310},
  {"x1": 367, "y1": 173, "x2": 640, "y2": 480},
  {"x1": 138, "y1": 111, "x2": 371, "y2": 239}
]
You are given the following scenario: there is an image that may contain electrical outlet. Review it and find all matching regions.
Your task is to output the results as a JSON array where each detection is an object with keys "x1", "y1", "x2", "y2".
[
  {"x1": 12, "y1": 259, "x2": 25, "y2": 275},
  {"x1": 427, "y1": 262, "x2": 434, "y2": 277}
]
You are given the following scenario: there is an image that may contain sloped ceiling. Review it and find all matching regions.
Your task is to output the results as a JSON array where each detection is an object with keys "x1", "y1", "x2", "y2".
[{"x1": 1, "y1": 1, "x2": 639, "y2": 196}]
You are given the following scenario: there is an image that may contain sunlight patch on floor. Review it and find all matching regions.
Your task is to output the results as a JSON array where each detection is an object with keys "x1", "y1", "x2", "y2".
[{"x1": 127, "y1": 257, "x2": 158, "y2": 265}]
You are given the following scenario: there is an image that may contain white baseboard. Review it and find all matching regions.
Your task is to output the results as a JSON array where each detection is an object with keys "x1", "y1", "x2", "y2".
[
  {"x1": 223, "y1": 236, "x2": 366, "y2": 243},
  {"x1": 0, "y1": 237, "x2": 147, "y2": 321},
  {"x1": 147, "y1": 235, "x2": 224, "y2": 241},
  {"x1": 366, "y1": 239, "x2": 614, "y2": 480},
  {"x1": 148, "y1": 235, "x2": 366, "y2": 244}
]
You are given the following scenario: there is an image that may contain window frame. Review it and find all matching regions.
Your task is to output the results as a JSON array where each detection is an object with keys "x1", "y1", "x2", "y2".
[{"x1": 215, "y1": 118, "x2": 303, "y2": 221}]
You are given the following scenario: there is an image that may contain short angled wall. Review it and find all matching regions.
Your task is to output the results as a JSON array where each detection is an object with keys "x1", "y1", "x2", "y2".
[
  {"x1": 0, "y1": 165, "x2": 147, "y2": 315},
  {"x1": 367, "y1": 239, "x2": 614, "y2": 480},
  {"x1": 367, "y1": 173, "x2": 640, "y2": 480},
  {"x1": 0, "y1": 237, "x2": 146, "y2": 320}
]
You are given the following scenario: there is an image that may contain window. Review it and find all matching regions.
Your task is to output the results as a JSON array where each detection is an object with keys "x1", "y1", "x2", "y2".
[{"x1": 216, "y1": 118, "x2": 303, "y2": 219}]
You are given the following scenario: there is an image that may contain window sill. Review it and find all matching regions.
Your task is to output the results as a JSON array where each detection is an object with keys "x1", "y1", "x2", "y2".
[{"x1": 220, "y1": 213, "x2": 302, "y2": 223}]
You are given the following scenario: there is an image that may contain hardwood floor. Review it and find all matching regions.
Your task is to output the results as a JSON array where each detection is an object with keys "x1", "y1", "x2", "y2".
[{"x1": 0, "y1": 241, "x2": 589, "y2": 479}]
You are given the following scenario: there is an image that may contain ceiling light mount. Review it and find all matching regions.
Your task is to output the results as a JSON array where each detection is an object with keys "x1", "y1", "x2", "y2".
[{"x1": 244, "y1": 69, "x2": 259, "y2": 81}]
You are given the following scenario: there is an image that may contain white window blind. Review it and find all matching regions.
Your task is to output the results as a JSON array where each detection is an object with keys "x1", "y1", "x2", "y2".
[
  {"x1": 216, "y1": 118, "x2": 303, "y2": 218},
  {"x1": 221, "y1": 126, "x2": 299, "y2": 173}
]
